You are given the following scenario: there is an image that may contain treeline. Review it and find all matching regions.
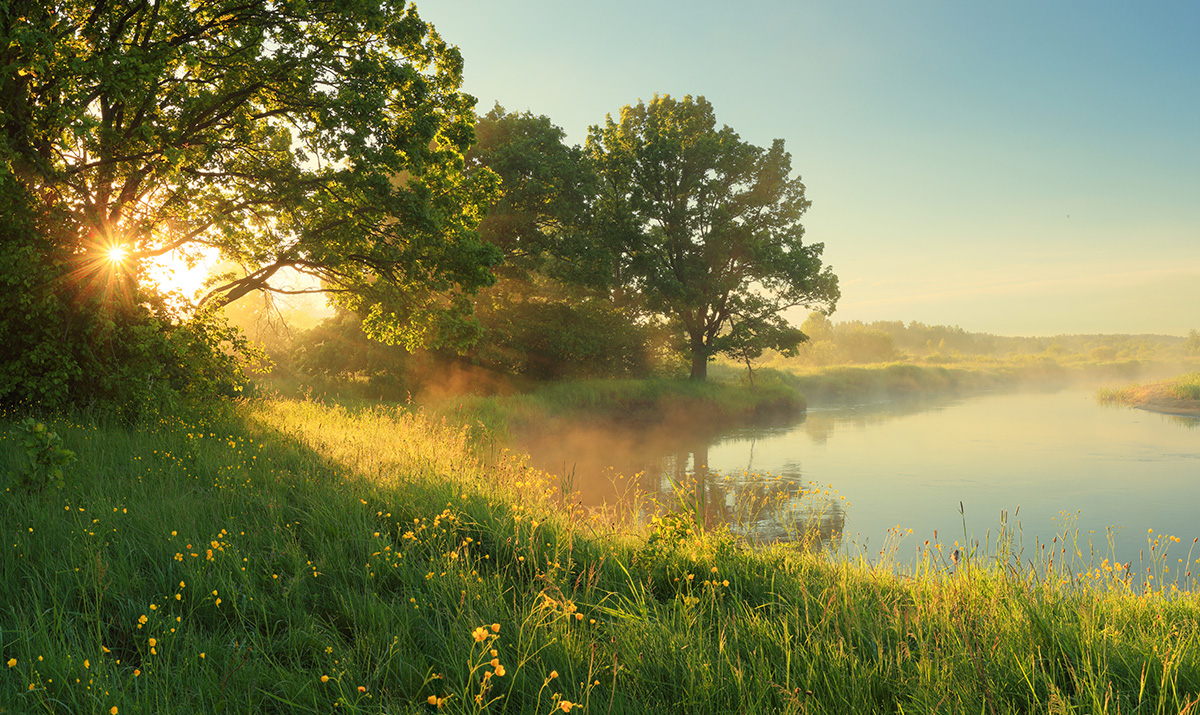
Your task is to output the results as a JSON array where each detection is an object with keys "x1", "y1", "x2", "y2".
[{"x1": 775, "y1": 313, "x2": 1199, "y2": 367}]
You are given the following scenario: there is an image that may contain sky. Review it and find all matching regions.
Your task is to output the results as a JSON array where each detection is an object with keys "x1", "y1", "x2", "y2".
[{"x1": 419, "y1": 0, "x2": 1200, "y2": 337}]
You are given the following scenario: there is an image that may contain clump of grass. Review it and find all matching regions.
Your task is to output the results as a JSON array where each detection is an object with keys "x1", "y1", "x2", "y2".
[
  {"x1": 1169, "y1": 372, "x2": 1200, "y2": 400},
  {"x1": 3, "y1": 397, "x2": 1200, "y2": 714},
  {"x1": 1097, "y1": 372, "x2": 1200, "y2": 414}
]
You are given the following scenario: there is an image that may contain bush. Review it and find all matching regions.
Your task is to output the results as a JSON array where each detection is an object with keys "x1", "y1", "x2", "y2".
[
  {"x1": 7, "y1": 417, "x2": 77, "y2": 492},
  {"x1": 0, "y1": 171, "x2": 258, "y2": 419}
]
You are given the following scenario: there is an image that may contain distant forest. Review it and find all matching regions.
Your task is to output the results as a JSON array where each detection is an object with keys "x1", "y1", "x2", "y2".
[{"x1": 779, "y1": 313, "x2": 1200, "y2": 367}]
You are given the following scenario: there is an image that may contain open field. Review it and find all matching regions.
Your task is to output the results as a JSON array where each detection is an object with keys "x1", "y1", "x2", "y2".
[{"x1": 4, "y1": 394, "x2": 1200, "y2": 713}]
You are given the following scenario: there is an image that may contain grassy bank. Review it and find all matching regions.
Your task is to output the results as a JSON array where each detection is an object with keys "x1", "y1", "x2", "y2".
[
  {"x1": 433, "y1": 375, "x2": 805, "y2": 438},
  {"x1": 743, "y1": 358, "x2": 1169, "y2": 404},
  {"x1": 4, "y1": 398, "x2": 1200, "y2": 713},
  {"x1": 1097, "y1": 372, "x2": 1200, "y2": 418}
]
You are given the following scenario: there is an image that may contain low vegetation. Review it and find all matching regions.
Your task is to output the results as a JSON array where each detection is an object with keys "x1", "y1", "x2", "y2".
[
  {"x1": 1097, "y1": 372, "x2": 1200, "y2": 418},
  {"x1": 4, "y1": 397, "x2": 1200, "y2": 714}
]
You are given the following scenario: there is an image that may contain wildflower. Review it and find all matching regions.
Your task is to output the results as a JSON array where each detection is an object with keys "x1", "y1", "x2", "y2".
[
  {"x1": 472, "y1": 627, "x2": 489, "y2": 642},
  {"x1": 491, "y1": 623, "x2": 500, "y2": 633},
  {"x1": 134, "y1": 669, "x2": 141, "y2": 676},
  {"x1": 111, "y1": 708, "x2": 118, "y2": 714},
  {"x1": 7, "y1": 658, "x2": 15, "y2": 667},
  {"x1": 321, "y1": 675, "x2": 329, "y2": 682},
  {"x1": 428, "y1": 696, "x2": 438, "y2": 705},
  {"x1": 559, "y1": 701, "x2": 575, "y2": 712},
  {"x1": 200, "y1": 653, "x2": 205, "y2": 659},
  {"x1": 550, "y1": 670, "x2": 558, "y2": 679},
  {"x1": 149, "y1": 604, "x2": 157, "y2": 611},
  {"x1": 495, "y1": 665, "x2": 506, "y2": 676},
  {"x1": 148, "y1": 638, "x2": 157, "y2": 647},
  {"x1": 84, "y1": 659, "x2": 90, "y2": 669},
  {"x1": 357, "y1": 685, "x2": 366, "y2": 693}
]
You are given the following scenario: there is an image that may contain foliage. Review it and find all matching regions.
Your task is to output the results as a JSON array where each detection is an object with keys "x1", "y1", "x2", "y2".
[
  {"x1": 586, "y1": 95, "x2": 839, "y2": 380},
  {"x1": 8, "y1": 417, "x2": 77, "y2": 491},
  {"x1": 469, "y1": 277, "x2": 664, "y2": 380},
  {"x1": 466, "y1": 105, "x2": 597, "y2": 280},
  {"x1": 0, "y1": 174, "x2": 259, "y2": 417},
  {"x1": 461, "y1": 108, "x2": 660, "y2": 380},
  {"x1": 285, "y1": 310, "x2": 414, "y2": 399},
  {"x1": 1, "y1": 0, "x2": 500, "y2": 351}
]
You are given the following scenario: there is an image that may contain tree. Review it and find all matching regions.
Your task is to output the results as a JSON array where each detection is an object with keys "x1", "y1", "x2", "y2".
[
  {"x1": 1, "y1": 0, "x2": 499, "y2": 355},
  {"x1": 586, "y1": 95, "x2": 839, "y2": 380},
  {"x1": 463, "y1": 106, "x2": 660, "y2": 379},
  {"x1": 465, "y1": 104, "x2": 596, "y2": 280}
]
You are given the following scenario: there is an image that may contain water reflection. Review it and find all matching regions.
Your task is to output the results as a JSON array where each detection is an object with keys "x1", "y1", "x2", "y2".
[
  {"x1": 513, "y1": 386, "x2": 1200, "y2": 568},
  {"x1": 514, "y1": 416, "x2": 845, "y2": 550}
]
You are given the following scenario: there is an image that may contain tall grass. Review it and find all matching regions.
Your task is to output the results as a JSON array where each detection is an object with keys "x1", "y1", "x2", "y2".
[
  {"x1": 1097, "y1": 372, "x2": 1200, "y2": 412},
  {"x1": 3, "y1": 397, "x2": 1200, "y2": 713}
]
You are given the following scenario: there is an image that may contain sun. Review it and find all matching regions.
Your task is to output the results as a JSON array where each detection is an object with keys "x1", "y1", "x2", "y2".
[{"x1": 107, "y1": 245, "x2": 129, "y2": 264}]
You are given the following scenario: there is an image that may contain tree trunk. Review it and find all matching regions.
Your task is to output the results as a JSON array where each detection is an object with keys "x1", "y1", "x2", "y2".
[{"x1": 689, "y1": 350, "x2": 708, "y2": 381}]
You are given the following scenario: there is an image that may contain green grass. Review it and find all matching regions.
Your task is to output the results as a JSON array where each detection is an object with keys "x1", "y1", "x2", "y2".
[
  {"x1": 1169, "y1": 373, "x2": 1200, "y2": 400},
  {"x1": 4, "y1": 397, "x2": 1200, "y2": 714},
  {"x1": 1097, "y1": 372, "x2": 1200, "y2": 409},
  {"x1": 435, "y1": 375, "x2": 805, "y2": 438}
]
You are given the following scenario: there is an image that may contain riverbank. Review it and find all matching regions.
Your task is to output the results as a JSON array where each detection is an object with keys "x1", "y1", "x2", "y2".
[
  {"x1": 3, "y1": 397, "x2": 1200, "y2": 713},
  {"x1": 1097, "y1": 372, "x2": 1200, "y2": 418},
  {"x1": 437, "y1": 374, "x2": 806, "y2": 438}
]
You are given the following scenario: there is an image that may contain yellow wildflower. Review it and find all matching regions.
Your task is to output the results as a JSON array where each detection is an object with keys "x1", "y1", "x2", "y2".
[{"x1": 472, "y1": 626, "x2": 489, "y2": 642}]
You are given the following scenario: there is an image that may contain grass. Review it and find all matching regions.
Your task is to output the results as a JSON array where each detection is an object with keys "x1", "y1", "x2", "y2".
[
  {"x1": 1097, "y1": 372, "x2": 1200, "y2": 417},
  {"x1": 3, "y1": 396, "x2": 1200, "y2": 714},
  {"x1": 432, "y1": 375, "x2": 805, "y2": 438}
]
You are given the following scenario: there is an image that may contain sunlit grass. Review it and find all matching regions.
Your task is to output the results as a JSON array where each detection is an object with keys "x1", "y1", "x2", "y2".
[
  {"x1": 3, "y1": 398, "x2": 1200, "y2": 713},
  {"x1": 1097, "y1": 371, "x2": 1200, "y2": 417}
]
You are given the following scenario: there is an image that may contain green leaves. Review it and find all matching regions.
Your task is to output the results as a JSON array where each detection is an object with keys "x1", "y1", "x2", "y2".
[
  {"x1": 2, "y1": 0, "x2": 498, "y2": 349},
  {"x1": 11, "y1": 417, "x2": 77, "y2": 492},
  {"x1": 586, "y1": 94, "x2": 840, "y2": 379}
]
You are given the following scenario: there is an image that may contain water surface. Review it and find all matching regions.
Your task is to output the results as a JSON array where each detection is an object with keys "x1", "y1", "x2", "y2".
[{"x1": 514, "y1": 386, "x2": 1199, "y2": 567}]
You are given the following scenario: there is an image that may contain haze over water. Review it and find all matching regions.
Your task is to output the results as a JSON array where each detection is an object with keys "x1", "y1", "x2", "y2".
[{"x1": 517, "y1": 384, "x2": 1200, "y2": 570}]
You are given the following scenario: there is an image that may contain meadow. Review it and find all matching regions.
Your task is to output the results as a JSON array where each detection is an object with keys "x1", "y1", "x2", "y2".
[{"x1": 4, "y1": 386, "x2": 1200, "y2": 714}]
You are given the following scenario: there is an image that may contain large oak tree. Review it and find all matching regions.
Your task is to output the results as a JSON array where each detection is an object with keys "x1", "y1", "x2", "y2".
[
  {"x1": 586, "y1": 94, "x2": 839, "y2": 380},
  {"x1": 1, "y1": 0, "x2": 499, "y2": 350}
]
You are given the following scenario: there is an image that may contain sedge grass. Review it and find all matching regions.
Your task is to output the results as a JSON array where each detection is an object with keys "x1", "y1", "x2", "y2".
[{"x1": 3, "y1": 397, "x2": 1200, "y2": 714}]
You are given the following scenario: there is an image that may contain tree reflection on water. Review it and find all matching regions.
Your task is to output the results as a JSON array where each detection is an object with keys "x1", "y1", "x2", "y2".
[{"x1": 512, "y1": 416, "x2": 846, "y2": 551}]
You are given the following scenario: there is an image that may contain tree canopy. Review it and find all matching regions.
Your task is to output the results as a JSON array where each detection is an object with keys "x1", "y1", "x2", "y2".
[
  {"x1": 1, "y1": 0, "x2": 499, "y2": 350},
  {"x1": 586, "y1": 94, "x2": 839, "y2": 379}
]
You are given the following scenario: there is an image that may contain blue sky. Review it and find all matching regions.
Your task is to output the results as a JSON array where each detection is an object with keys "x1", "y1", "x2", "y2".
[{"x1": 420, "y1": 0, "x2": 1199, "y2": 336}]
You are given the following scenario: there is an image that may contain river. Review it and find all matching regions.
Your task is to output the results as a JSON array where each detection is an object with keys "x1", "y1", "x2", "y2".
[{"x1": 514, "y1": 384, "x2": 1200, "y2": 572}]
